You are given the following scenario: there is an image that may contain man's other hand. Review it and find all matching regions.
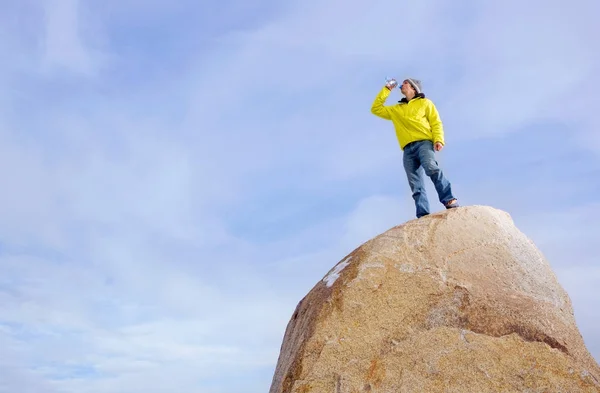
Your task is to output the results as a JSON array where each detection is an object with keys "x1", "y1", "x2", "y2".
[{"x1": 434, "y1": 142, "x2": 444, "y2": 151}]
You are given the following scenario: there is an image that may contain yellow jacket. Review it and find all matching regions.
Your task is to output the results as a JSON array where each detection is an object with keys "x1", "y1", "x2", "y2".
[{"x1": 371, "y1": 87, "x2": 444, "y2": 150}]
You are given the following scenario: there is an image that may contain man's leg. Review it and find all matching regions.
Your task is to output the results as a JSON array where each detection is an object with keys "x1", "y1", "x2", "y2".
[
  {"x1": 416, "y1": 141, "x2": 456, "y2": 206},
  {"x1": 403, "y1": 145, "x2": 430, "y2": 218}
]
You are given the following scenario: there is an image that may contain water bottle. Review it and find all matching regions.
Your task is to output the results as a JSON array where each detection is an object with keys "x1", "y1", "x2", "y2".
[{"x1": 385, "y1": 76, "x2": 398, "y2": 89}]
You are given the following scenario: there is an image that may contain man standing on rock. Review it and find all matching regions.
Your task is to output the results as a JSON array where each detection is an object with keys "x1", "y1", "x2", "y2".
[{"x1": 371, "y1": 78, "x2": 459, "y2": 218}]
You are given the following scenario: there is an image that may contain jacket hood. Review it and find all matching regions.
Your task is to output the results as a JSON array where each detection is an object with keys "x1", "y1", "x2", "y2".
[{"x1": 399, "y1": 93, "x2": 426, "y2": 103}]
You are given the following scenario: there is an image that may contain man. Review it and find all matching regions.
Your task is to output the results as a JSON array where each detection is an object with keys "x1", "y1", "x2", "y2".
[{"x1": 371, "y1": 78, "x2": 459, "y2": 218}]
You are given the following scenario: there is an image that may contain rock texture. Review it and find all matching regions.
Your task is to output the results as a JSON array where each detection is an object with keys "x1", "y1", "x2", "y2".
[{"x1": 269, "y1": 205, "x2": 600, "y2": 393}]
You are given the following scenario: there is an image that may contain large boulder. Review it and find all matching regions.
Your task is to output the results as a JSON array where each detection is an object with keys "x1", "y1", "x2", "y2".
[{"x1": 269, "y1": 205, "x2": 600, "y2": 393}]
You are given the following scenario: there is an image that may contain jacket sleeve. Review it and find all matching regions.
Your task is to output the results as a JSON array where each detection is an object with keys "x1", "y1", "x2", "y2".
[
  {"x1": 426, "y1": 100, "x2": 444, "y2": 145},
  {"x1": 370, "y1": 87, "x2": 393, "y2": 120}
]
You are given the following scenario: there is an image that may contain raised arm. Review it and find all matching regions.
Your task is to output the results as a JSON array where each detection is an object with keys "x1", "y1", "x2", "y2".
[{"x1": 370, "y1": 86, "x2": 393, "y2": 120}]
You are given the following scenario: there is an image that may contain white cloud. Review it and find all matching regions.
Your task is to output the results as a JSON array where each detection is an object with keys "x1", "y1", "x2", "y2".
[
  {"x1": 440, "y1": 0, "x2": 599, "y2": 141},
  {"x1": 41, "y1": 0, "x2": 106, "y2": 75},
  {"x1": 339, "y1": 194, "x2": 411, "y2": 249}
]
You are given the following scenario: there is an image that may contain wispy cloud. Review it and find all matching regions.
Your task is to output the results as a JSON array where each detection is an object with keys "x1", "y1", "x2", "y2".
[
  {"x1": 442, "y1": 0, "x2": 599, "y2": 143},
  {"x1": 42, "y1": 0, "x2": 98, "y2": 74}
]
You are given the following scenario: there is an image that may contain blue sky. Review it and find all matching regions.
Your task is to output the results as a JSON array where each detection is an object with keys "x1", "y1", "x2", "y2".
[{"x1": 0, "y1": 0, "x2": 598, "y2": 392}]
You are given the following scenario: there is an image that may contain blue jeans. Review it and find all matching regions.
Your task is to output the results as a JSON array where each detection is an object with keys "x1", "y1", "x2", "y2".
[{"x1": 402, "y1": 140, "x2": 455, "y2": 218}]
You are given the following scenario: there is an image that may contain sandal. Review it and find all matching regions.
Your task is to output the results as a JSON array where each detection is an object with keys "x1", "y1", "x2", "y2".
[{"x1": 445, "y1": 199, "x2": 459, "y2": 209}]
